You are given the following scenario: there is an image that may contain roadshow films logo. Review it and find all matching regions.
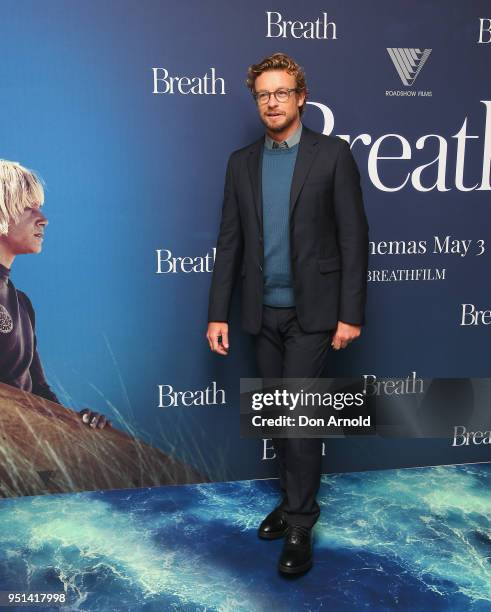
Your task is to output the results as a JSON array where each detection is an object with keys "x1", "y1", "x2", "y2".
[{"x1": 386, "y1": 48, "x2": 432, "y2": 97}]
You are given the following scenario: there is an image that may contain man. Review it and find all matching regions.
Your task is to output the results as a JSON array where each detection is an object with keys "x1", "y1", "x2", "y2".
[
  {"x1": 0, "y1": 160, "x2": 109, "y2": 429},
  {"x1": 206, "y1": 53, "x2": 369, "y2": 574}
]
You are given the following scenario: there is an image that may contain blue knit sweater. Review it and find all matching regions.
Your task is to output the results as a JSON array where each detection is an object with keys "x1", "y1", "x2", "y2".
[{"x1": 261, "y1": 143, "x2": 299, "y2": 306}]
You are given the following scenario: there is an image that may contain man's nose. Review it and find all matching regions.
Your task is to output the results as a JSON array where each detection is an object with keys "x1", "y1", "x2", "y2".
[{"x1": 37, "y1": 214, "x2": 48, "y2": 226}]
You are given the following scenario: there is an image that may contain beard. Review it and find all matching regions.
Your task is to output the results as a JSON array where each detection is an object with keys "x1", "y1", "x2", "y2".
[{"x1": 261, "y1": 112, "x2": 297, "y2": 133}]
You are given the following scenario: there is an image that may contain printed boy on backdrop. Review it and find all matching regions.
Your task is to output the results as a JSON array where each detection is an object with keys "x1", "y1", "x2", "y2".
[{"x1": 0, "y1": 160, "x2": 109, "y2": 429}]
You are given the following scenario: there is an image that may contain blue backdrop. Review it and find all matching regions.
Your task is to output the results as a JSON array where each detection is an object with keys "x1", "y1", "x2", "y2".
[{"x1": 2, "y1": 0, "x2": 490, "y2": 485}]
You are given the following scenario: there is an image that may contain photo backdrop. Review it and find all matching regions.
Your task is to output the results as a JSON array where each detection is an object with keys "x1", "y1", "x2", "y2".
[{"x1": 1, "y1": 0, "x2": 490, "y2": 492}]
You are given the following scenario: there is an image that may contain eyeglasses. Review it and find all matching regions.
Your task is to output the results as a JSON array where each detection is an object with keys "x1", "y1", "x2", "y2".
[{"x1": 253, "y1": 87, "x2": 299, "y2": 105}]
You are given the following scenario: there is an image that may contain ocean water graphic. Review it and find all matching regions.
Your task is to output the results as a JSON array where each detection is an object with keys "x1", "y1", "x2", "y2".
[{"x1": 0, "y1": 463, "x2": 490, "y2": 611}]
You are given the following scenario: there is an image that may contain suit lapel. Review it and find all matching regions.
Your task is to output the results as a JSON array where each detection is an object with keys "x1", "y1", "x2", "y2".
[
  {"x1": 246, "y1": 125, "x2": 320, "y2": 232},
  {"x1": 289, "y1": 125, "x2": 319, "y2": 217},
  {"x1": 247, "y1": 137, "x2": 264, "y2": 232}
]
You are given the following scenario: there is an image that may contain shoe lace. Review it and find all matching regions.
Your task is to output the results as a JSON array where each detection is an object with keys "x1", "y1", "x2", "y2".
[{"x1": 287, "y1": 525, "x2": 310, "y2": 544}]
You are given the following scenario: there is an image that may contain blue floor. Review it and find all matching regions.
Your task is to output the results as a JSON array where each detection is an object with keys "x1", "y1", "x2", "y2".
[{"x1": 1, "y1": 463, "x2": 491, "y2": 611}]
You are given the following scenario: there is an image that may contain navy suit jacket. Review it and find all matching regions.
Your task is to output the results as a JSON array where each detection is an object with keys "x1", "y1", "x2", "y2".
[{"x1": 208, "y1": 125, "x2": 369, "y2": 334}]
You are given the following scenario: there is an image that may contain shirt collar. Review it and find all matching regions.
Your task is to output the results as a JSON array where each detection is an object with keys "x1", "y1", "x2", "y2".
[{"x1": 264, "y1": 122, "x2": 303, "y2": 150}]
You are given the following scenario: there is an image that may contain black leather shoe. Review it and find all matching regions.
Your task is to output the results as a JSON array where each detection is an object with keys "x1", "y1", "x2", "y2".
[
  {"x1": 278, "y1": 525, "x2": 313, "y2": 574},
  {"x1": 258, "y1": 507, "x2": 289, "y2": 540}
]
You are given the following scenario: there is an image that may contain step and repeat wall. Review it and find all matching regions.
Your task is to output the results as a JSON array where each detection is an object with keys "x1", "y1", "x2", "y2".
[{"x1": 1, "y1": 0, "x2": 490, "y2": 495}]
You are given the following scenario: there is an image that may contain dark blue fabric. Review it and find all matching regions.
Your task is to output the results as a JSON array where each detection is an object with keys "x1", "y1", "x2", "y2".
[
  {"x1": 261, "y1": 143, "x2": 299, "y2": 306},
  {"x1": 0, "y1": 263, "x2": 59, "y2": 403}
]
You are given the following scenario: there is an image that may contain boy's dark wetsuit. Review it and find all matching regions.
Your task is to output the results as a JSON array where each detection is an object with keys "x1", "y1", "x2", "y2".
[{"x1": 0, "y1": 263, "x2": 59, "y2": 403}]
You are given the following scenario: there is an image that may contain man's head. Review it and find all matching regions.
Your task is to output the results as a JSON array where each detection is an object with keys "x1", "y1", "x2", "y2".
[
  {"x1": 246, "y1": 52, "x2": 308, "y2": 134},
  {"x1": 0, "y1": 161, "x2": 47, "y2": 256}
]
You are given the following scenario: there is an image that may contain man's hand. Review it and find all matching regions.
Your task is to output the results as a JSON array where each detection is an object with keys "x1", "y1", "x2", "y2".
[
  {"x1": 331, "y1": 321, "x2": 362, "y2": 350},
  {"x1": 78, "y1": 408, "x2": 111, "y2": 429},
  {"x1": 207, "y1": 321, "x2": 229, "y2": 355}
]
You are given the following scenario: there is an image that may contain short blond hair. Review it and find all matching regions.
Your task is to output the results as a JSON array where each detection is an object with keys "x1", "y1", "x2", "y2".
[
  {"x1": 246, "y1": 52, "x2": 308, "y2": 116},
  {"x1": 0, "y1": 160, "x2": 44, "y2": 235}
]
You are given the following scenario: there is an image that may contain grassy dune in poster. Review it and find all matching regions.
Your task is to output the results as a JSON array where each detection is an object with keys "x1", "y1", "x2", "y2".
[{"x1": 0, "y1": 383, "x2": 204, "y2": 497}]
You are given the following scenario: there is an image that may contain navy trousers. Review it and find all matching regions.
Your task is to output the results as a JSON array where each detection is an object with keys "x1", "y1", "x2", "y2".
[{"x1": 253, "y1": 305, "x2": 332, "y2": 528}]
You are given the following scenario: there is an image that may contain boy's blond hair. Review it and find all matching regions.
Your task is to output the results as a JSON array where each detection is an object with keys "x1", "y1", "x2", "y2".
[{"x1": 0, "y1": 160, "x2": 44, "y2": 235}]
